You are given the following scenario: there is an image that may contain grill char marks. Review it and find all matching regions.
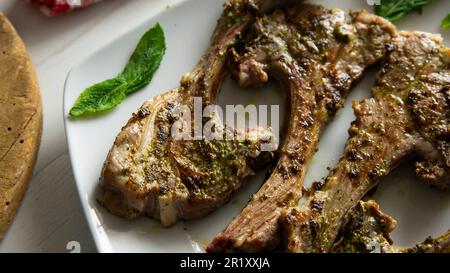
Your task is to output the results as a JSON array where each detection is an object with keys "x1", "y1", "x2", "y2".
[
  {"x1": 98, "y1": 0, "x2": 294, "y2": 227},
  {"x1": 331, "y1": 201, "x2": 450, "y2": 253},
  {"x1": 331, "y1": 200, "x2": 397, "y2": 253},
  {"x1": 282, "y1": 32, "x2": 450, "y2": 253},
  {"x1": 403, "y1": 230, "x2": 450, "y2": 253},
  {"x1": 409, "y1": 75, "x2": 450, "y2": 190},
  {"x1": 207, "y1": 4, "x2": 396, "y2": 253}
]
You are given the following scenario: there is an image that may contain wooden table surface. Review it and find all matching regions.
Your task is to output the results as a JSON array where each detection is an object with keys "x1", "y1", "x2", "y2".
[{"x1": 0, "y1": 0, "x2": 182, "y2": 253}]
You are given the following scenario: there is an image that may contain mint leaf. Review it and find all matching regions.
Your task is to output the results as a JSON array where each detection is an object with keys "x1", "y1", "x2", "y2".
[
  {"x1": 442, "y1": 13, "x2": 450, "y2": 29},
  {"x1": 70, "y1": 23, "x2": 166, "y2": 117},
  {"x1": 374, "y1": 0, "x2": 432, "y2": 22},
  {"x1": 69, "y1": 77, "x2": 127, "y2": 117},
  {"x1": 122, "y1": 23, "x2": 166, "y2": 94}
]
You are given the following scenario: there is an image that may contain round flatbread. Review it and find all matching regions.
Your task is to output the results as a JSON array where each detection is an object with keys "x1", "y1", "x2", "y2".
[{"x1": 0, "y1": 12, "x2": 42, "y2": 239}]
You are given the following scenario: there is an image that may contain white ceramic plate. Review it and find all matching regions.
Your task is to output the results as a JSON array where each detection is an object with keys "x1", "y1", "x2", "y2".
[{"x1": 64, "y1": 0, "x2": 450, "y2": 253}]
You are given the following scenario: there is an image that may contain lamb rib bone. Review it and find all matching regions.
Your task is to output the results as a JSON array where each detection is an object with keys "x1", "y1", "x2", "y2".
[
  {"x1": 207, "y1": 4, "x2": 396, "y2": 252},
  {"x1": 282, "y1": 31, "x2": 450, "y2": 253},
  {"x1": 98, "y1": 0, "x2": 297, "y2": 227}
]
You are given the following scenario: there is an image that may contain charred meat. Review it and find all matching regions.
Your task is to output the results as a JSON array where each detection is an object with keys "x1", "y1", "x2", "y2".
[
  {"x1": 282, "y1": 31, "x2": 450, "y2": 253},
  {"x1": 207, "y1": 4, "x2": 396, "y2": 252},
  {"x1": 99, "y1": 0, "x2": 293, "y2": 227},
  {"x1": 403, "y1": 230, "x2": 450, "y2": 253},
  {"x1": 331, "y1": 200, "x2": 397, "y2": 253},
  {"x1": 332, "y1": 200, "x2": 450, "y2": 253}
]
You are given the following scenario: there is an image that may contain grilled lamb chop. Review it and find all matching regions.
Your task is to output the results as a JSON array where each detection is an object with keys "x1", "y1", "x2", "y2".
[
  {"x1": 207, "y1": 4, "x2": 396, "y2": 252},
  {"x1": 99, "y1": 0, "x2": 294, "y2": 227},
  {"x1": 282, "y1": 31, "x2": 450, "y2": 253}
]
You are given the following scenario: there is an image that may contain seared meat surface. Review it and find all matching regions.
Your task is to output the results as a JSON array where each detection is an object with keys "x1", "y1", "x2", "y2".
[
  {"x1": 282, "y1": 31, "x2": 450, "y2": 253},
  {"x1": 332, "y1": 200, "x2": 450, "y2": 253},
  {"x1": 207, "y1": 4, "x2": 395, "y2": 252},
  {"x1": 99, "y1": 0, "x2": 292, "y2": 227},
  {"x1": 410, "y1": 74, "x2": 450, "y2": 190},
  {"x1": 331, "y1": 200, "x2": 397, "y2": 253}
]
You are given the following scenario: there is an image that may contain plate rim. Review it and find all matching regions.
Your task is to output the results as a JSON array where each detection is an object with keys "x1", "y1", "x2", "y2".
[
  {"x1": 63, "y1": 0, "x2": 450, "y2": 253},
  {"x1": 63, "y1": 0, "x2": 196, "y2": 253}
]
